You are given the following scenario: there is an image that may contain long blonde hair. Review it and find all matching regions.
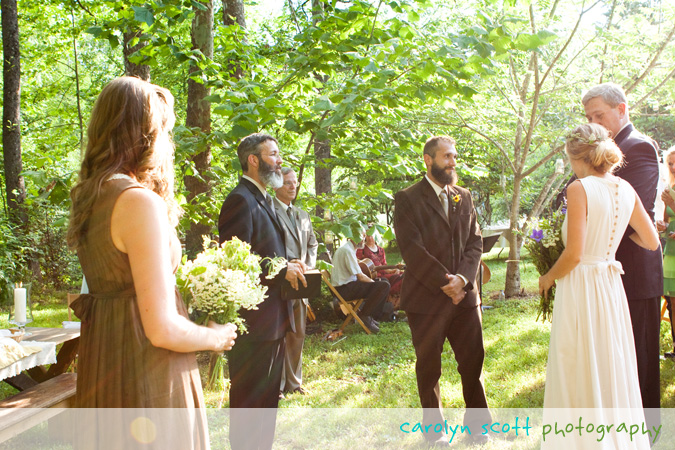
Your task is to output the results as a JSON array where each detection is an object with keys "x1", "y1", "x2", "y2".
[
  {"x1": 663, "y1": 146, "x2": 675, "y2": 188},
  {"x1": 67, "y1": 77, "x2": 180, "y2": 249}
]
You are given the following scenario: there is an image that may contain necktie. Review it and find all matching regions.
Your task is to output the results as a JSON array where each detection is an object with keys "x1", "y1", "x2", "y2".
[
  {"x1": 265, "y1": 194, "x2": 277, "y2": 218},
  {"x1": 287, "y1": 205, "x2": 298, "y2": 230},
  {"x1": 439, "y1": 190, "x2": 450, "y2": 220}
]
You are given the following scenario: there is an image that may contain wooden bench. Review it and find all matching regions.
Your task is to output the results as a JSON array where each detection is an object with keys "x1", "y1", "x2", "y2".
[{"x1": 0, "y1": 372, "x2": 76, "y2": 443}]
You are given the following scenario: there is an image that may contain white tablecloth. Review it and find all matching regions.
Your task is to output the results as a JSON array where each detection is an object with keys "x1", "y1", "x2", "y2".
[{"x1": 0, "y1": 339, "x2": 57, "y2": 381}]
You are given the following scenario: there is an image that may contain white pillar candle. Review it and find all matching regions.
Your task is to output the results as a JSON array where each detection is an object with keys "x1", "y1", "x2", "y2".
[{"x1": 14, "y1": 288, "x2": 26, "y2": 323}]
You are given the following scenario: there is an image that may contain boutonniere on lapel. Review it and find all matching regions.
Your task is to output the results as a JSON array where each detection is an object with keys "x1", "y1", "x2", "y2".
[{"x1": 451, "y1": 194, "x2": 461, "y2": 212}]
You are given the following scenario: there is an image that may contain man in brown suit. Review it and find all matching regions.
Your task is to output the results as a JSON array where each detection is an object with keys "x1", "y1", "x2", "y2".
[{"x1": 394, "y1": 136, "x2": 491, "y2": 447}]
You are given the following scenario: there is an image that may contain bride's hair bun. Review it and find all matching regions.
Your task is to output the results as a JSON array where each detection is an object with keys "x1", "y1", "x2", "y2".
[{"x1": 566, "y1": 123, "x2": 624, "y2": 173}]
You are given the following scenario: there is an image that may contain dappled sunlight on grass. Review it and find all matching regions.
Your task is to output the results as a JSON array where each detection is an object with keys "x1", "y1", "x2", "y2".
[{"x1": 7, "y1": 279, "x2": 675, "y2": 424}]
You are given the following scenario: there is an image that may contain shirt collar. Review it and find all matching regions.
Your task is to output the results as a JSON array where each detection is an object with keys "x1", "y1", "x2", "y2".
[
  {"x1": 425, "y1": 174, "x2": 448, "y2": 197},
  {"x1": 274, "y1": 196, "x2": 290, "y2": 212},
  {"x1": 616, "y1": 121, "x2": 631, "y2": 137},
  {"x1": 243, "y1": 175, "x2": 268, "y2": 198}
]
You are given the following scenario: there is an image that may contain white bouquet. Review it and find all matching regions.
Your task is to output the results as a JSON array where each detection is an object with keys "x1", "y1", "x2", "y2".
[{"x1": 176, "y1": 236, "x2": 286, "y2": 333}]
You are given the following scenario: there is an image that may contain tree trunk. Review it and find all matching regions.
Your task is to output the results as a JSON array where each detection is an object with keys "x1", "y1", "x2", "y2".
[
  {"x1": 184, "y1": 0, "x2": 214, "y2": 258},
  {"x1": 222, "y1": 0, "x2": 245, "y2": 28},
  {"x1": 123, "y1": 30, "x2": 151, "y2": 81},
  {"x1": 221, "y1": 0, "x2": 246, "y2": 79},
  {"x1": 504, "y1": 174, "x2": 523, "y2": 297},
  {"x1": 2, "y1": 0, "x2": 26, "y2": 223},
  {"x1": 314, "y1": 138, "x2": 332, "y2": 255}
]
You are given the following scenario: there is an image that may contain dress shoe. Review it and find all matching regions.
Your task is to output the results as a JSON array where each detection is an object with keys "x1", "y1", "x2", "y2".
[
  {"x1": 665, "y1": 351, "x2": 675, "y2": 359},
  {"x1": 360, "y1": 316, "x2": 380, "y2": 333},
  {"x1": 278, "y1": 391, "x2": 285, "y2": 400},
  {"x1": 284, "y1": 386, "x2": 306, "y2": 395},
  {"x1": 424, "y1": 434, "x2": 450, "y2": 448}
]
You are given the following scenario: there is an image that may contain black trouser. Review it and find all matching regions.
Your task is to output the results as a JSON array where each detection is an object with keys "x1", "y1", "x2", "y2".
[
  {"x1": 228, "y1": 336, "x2": 285, "y2": 450},
  {"x1": 335, "y1": 280, "x2": 388, "y2": 318},
  {"x1": 628, "y1": 296, "x2": 661, "y2": 409},
  {"x1": 407, "y1": 307, "x2": 491, "y2": 436}
]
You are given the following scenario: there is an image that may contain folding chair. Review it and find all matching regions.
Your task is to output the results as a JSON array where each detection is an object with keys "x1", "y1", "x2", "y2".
[{"x1": 320, "y1": 270, "x2": 371, "y2": 335}]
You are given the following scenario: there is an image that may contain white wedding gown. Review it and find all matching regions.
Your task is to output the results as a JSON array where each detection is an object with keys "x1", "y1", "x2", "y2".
[{"x1": 543, "y1": 176, "x2": 649, "y2": 449}]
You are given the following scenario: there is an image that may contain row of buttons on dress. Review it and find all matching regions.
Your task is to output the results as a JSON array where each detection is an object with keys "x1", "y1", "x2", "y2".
[{"x1": 608, "y1": 180, "x2": 621, "y2": 258}]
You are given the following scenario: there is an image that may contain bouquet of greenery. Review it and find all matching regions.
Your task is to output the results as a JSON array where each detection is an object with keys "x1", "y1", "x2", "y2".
[
  {"x1": 176, "y1": 236, "x2": 286, "y2": 332},
  {"x1": 176, "y1": 236, "x2": 286, "y2": 394},
  {"x1": 523, "y1": 204, "x2": 566, "y2": 322}
]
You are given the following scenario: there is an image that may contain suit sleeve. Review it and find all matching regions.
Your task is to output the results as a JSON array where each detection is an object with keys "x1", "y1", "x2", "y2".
[
  {"x1": 218, "y1": 192, "x2": 287, "y2": 286},
  {"x1": 618, "y1": 140, "x2": 659, "y2": 238},
  {"x1": 394, "y1": 190, "x2": 452, "y2": 293},
  {"x1": 218, "y1": 193, "x2": 251, "y2": 244},
  {"x1": 456, "y1": 194, "x2": 482, "y2": 291}
]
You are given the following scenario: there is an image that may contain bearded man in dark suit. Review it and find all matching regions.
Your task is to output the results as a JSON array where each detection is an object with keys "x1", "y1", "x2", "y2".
[
  {"x1": 394, "y1": 136, "x2": 491, "y2": 448},
  {"x1": 583, "y1": 83, "x2": 663, "y2": 411},
  {"x1": 218, "y1": 133, "x2": 307, "y2": 450}
]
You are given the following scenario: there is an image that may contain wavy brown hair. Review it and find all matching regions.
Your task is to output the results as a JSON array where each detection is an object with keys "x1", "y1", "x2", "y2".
[{"x1": 67, "y1": 77, "x2": 180, "y2": 249}]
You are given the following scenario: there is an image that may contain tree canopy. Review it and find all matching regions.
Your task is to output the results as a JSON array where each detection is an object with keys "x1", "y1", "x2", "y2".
[{"x1": 2, "y1": 0, "x2": 674, "y2": 296}]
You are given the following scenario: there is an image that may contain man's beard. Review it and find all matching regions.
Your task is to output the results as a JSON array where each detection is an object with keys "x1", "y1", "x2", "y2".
[
  {"x1": 259, "y1": 158, "x2": 283, "y2": 189},
  {"x1": 430, "y1": 161, "x2": 457, "y2": 186}
]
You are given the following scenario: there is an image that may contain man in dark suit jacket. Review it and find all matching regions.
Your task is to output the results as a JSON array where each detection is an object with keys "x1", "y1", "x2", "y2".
[
  {"x1": 394, "y1": 136, "x2": 491, "y2": 447},
  {"x1": 583, "y1": 82, "x2": 662, "y2": 411},
  {"x1": 218, "y1": 133, "x2": 306, "y2": 450},
  {"x1": 273, "y1": 167, "x2": 318, "y2": 396}
]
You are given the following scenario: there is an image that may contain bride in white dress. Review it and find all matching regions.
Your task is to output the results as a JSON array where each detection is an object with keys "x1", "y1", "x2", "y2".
[{"x1": 539, "y1": 124, "x2": 660, "y2": 449}]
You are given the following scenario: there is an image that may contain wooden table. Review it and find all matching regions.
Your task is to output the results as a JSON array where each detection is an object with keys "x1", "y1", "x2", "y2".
[{"x1": 3, "y1": 327, "x2": 80, "y2": 391}]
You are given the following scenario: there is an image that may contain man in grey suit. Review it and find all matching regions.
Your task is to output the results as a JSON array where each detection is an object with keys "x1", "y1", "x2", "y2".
[{"x1": 274, "y1": 167, "x2": 318, "y2": 396}]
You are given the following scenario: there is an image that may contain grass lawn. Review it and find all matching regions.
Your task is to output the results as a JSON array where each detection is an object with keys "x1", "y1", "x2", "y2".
[{"x1": 2, "y1": 247, "x2": 675, "y2": 445}]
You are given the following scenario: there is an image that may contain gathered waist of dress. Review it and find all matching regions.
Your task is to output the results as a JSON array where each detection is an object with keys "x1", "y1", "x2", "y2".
[
  {"x1": 85, "y1": 286, "x2": 137, "y2": 299},
  {"x1": 578, "y1": 256, "x2": 624, "y2": 274}
]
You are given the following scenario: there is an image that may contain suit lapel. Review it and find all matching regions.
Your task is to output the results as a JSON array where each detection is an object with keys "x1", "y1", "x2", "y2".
[
  {"x1": 422, "y1": 180, "x2": 452, "y2": 229},
  {"x1": 242, "y1": 178, "x2": 284, "y2": 234},
  {"x1": 613, "y1": 123, "x2": 633, "y2": 147},
  {"x1": 274, "y1": 198, "x2": 301, "y2": 242},
  {"x1": 447, "y1": 186, "x2": 460, "y2": 231}
]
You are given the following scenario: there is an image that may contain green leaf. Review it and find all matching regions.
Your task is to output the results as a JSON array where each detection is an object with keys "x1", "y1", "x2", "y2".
[
  {"x1": 231, "y1": 124, "x2": 253, "y2": 138},
  {"x1": 203, "y1": 94, "x2": 222, "y2": 103},
  {"x1": 284, "y1": 118, "x2": 300, "y2": 132},
  {"x1": 191, "y1": 0, "x2": 209, "y2": 12},
  {"x1": 213, "y1": 104, "x2": 233, "y2": 116},
  {"x1": 312, "y1": 96, "x2": 336, "y2": 112},
  {"x1": 515, "y1": 30, "x2": 557, "y2": 51},
  {"x1": 108, "y1": 35, "x2": 120, "y2": 49},
  {"x1": 364, "y1": 60, "x2": 379, "y2": 73},
  {"x1": 86, "y1": 26, "x2": 103, "y2": 37},
  {"x1": 133, "y1": 6, "x2": 155, "y2": 27},
  {"x1": 48, "y1": 180, "x2": 70, "y2": 205}
]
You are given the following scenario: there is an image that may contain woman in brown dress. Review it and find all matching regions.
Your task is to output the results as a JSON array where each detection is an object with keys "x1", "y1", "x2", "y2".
[{"x1": 67, "y1": 77, "x2": 237, "y2": 449}]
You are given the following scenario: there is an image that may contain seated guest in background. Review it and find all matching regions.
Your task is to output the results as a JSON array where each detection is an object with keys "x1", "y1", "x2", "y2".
[
  {"x1": 356, "y1": 230, "x2": 404, "y2": 320},
  {"x1": 331, "y1": 236, "x2": 389, "y2": 333},
  {"x1": 356, "y1": 230, "x2": 404, "y2": 295}
]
